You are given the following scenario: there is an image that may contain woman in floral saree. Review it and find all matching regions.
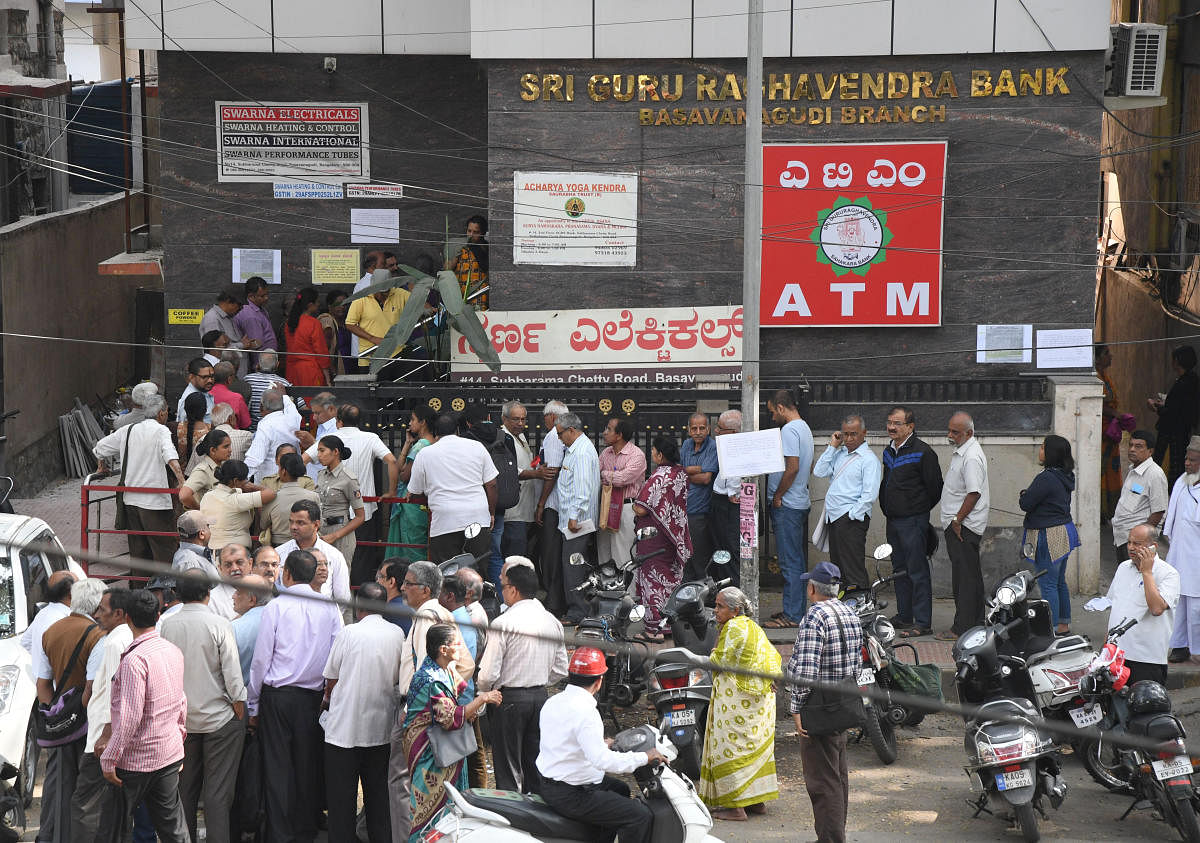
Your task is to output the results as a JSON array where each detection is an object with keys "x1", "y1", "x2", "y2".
[
  {"x1": 632, "y1": 436, "x2": 693, "y2": 641},
  {"x1": 699, "y1": 586, "x2": 781, "y2": 821},
  {"x1": 403, "y1": 623, "x2": 502, "y2": 841}
]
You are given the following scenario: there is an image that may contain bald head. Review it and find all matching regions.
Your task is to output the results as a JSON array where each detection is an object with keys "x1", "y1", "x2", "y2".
[
  {"x1": 1128, "y1": 523, "x2": 1158, "y2": 546},
  {"x1": 948, "y1": 412, "x2": 975, "y2": 447},
  {"x1": 233, "y1": 573, "x2": 270, "y2": 616},
  {"x1": 47, "y1": 569, "x2": 79, "y2": 605},
  {"x1": 456, "y1": 568, "x2": 484, "y2": 603}
]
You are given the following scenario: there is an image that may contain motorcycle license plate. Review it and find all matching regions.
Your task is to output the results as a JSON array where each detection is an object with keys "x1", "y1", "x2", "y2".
[
  {"x1": 995, "y1": 768, "x2": 1033, "y2": 791},
  {"x1": 1068, "y1": 703, "x2": 1102, "y2": 728},
  {"x1": 856, "y1": 668, "x2": 875, "y2": 686},
  {"x1": 671, "y1": 709, "x2": 697, "y2": 727},
  {"x1": 1153, "y1": 756, "x2": 1194, "y2": 781}
]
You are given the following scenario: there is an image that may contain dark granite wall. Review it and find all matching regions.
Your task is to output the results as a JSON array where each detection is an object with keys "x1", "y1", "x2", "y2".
[
  {"x1": 158, "y1": 52, "x2": 488, "y2": 398},
  {"x1": 487, "y1": 55, "x2": 1104, "y2": 390}
]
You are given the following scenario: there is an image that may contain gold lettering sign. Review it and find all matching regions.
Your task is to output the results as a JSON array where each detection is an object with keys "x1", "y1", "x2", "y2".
[{"x1": 519, "y1": 68, "x2": 1069, "y2": 127}]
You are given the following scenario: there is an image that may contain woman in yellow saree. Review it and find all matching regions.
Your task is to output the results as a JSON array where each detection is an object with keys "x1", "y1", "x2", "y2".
[{"x1": 699, "y1": 586, "x2": 782, "y2": 821}]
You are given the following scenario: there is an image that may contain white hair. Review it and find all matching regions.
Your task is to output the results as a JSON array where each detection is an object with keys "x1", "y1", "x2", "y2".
[
  {"x1": 211, "y1": 403, "x2": 235, "y2": 426},
  {"x1": 718, "y1": 409, "x2": 743, "y2": 432},
  {"x1": 71, "y1": 578, "x2": 107, "y2": 617},
  {"x1": 543, "y1": 400, "x2": 568, "y2": 417},
  {"x1": 130, "y1": 382, "x2": 159, "y2": 407},
  {"x1": 951, "y1": 411, "x2": 975, "y2": 433},
  {"x1": 141, "y1": 395, "x2": 166, "y2": 416}
]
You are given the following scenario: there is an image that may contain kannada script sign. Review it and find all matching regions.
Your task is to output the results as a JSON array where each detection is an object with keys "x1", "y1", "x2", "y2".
[
  {"x1": 761, "y1": 141, "x2": 947, "y2": 327},
  {"x1": 513, "y1": 171, "x2": 637, "y2": 266},
  {"x1": 215, "y1": 102, "x2": 370, "y2": 183},
  {"x1": 451, "y1": 306, "x2": 742, "y2": 384}
]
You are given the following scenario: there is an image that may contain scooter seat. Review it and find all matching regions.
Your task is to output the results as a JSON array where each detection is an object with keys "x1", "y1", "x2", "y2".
[
  {"x1": 1127, "y1": 712, "x2": 1185, "y2": 741},
  {"x1": 461, "y1": 788, "x2": 605, "y2": 840},
  {"x1": 972, "y1": 697, "x2": 1039, "y2": 724},
  {"x1": 1027, "y1": 634, "x2": 1090, "y2": 665}
]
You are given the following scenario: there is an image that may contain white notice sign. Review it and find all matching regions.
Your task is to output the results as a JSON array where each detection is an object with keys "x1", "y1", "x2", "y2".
[
  {"x1": 350, "y1": 208, "x2": 400, "y2": 244},
  {"x1": 345, "y1": 184, "x2": 405, "y2": 199},
  {"x1": 273, "y1": 181, "x2": 344, "y2": 199},
  {"x1": 513, "y1": 171, "x2": 637, "y2": 266},
  {"x1": 1036, "y1": 328, "x2": 1093, "y2": 369},
  {"x1": 976, "y1": 324, "x2": 1032, "y2": 364},
  {"x1": 231, "y1": 248, "x2": 281, "y2": 284},
  {"x1": 716, "y1": 429, "x2": 785, "y2": 478}
]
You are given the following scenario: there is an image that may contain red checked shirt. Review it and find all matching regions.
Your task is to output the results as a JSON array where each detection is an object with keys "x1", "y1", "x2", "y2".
[
  {"x1": 598, "y1": 441, "x2": 648, "y2": 506},
  {"x1": 101, "y1": 630, "x2": 187, "y2": 775}
]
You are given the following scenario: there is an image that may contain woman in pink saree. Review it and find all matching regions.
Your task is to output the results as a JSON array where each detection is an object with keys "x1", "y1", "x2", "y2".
[{"x1": 633, "y1": 436, "x2": 693, "y2": 642}]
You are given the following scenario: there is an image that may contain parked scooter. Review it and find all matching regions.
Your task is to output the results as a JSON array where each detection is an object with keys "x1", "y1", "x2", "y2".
[
  {"x1": 648, "y1": 550, "x2": 733, "y2": 779},
  {"x1": 0, "y1": 754, "x2": 23, "y2": 843},
  {"x1": 954, "y1": 570, "x2": 1069, "y2": 842},
  {"x1": 429, "y1": 724, "x2": 723, "y2": 842},
  {"x1": 1077, "y1": 617, "x2": 1200, "y2": 841}
]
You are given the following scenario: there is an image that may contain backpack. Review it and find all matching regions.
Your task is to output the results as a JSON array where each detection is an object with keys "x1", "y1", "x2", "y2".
[{"x1": 489, "y1": 434, "x2": 520, "y2": 512}]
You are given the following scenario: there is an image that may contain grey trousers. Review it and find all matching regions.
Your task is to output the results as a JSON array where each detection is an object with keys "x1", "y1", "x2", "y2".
[
  {"x1": 388, "y1": 704, "x2": 413, "y2": 843},
  {"x1": 180, "y1": 715, "x2": 245, "y2": 843},
  {"x1": 39, "y1": 738, "x2": 82, "y2": 843},
  {"x1": 70, "y1": 751, "x2": 122, "y2": 843},
  {"x1": 118, "y1": 760, "x2": 189, "y2": 843},
  {"x1": 36, "y1": 742, "x2": 58, "y2": 842}
]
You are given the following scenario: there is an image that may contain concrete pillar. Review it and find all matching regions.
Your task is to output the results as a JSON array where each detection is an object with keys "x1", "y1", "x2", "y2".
[{"x1": 1048, "y1": 375, "x2": 1105, "y2": 595}]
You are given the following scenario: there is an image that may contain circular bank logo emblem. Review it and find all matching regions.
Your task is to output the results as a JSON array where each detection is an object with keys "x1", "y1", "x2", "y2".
[
  {"x1": 811, "y1": 197, "x2": 892, "y2": 277},
  {"x1": 564, "y1": 197, "x2": 586, "y2": 218}
]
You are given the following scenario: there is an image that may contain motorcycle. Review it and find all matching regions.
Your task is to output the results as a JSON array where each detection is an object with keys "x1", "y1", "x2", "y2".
[
  {"x1": 954, "y1": 571, "x2": 1070, "y2": 842},
  {"x1": 427, "y1": 724, "x2": 723, "y2": 843},
  {"x1": 0, "y1": 754, "x2": 22, "y2": 843},
  {"x1": 647, "y1": 550, "x2": 733, "y2": 780},
  {"x1": 568, "y1": 527, "x2": 666, "y2": 717},
  {"x1": 438, "y1": 523, "x2": 501, "y2": 620},
  {"x1": 1077, "y1": 617, "x2": 1200, "y2": 841}
]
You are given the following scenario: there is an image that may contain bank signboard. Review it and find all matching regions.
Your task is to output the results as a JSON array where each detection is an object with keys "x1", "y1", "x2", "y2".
[
  {"x1": 215, "y1": 102, "x2": 370, "y2": 183},
  {"x1": 761, "y1": 140, "x2": 947, "y2": 327},
  {"x1": 450, "y1": 306, "x2": 741, "y2": 384}
]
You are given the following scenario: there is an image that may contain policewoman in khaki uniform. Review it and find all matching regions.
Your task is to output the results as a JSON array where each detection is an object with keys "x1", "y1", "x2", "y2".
[{"x1": 316, "y1": 434, "x2": 365, "y2": 561}]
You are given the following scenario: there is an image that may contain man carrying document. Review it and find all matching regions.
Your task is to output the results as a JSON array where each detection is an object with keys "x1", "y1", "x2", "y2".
[{"x1": 555, "y1": 412, "x2": 601, "y2": 625}]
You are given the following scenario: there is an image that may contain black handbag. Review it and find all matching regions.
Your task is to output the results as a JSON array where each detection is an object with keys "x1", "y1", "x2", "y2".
[
  {"x1": 34, "y1": 622, "x2": 98, "y2": 747},
  {"x1": 800, "y1": 609, "x2": 865, "y2": 737}
]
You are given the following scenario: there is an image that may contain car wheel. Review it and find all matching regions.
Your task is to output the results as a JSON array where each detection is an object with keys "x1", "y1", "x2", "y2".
[{"x1": 21, "y1": 709, "x2": 38, "y2": 808}]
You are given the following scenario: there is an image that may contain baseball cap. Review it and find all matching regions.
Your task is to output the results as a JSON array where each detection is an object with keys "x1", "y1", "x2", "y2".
[
  {"x1": 798, "y1": 561, "x2": 842, "y2": 585},
  {"x1": 146, "y1": 575, "x2": 177, "y2": 591}
]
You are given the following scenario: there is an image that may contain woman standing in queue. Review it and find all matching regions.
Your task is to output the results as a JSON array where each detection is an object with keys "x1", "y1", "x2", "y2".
[
  {"x1": 284, "y1": 286, "x2": 332, "y2": 387},
  {"x1": 316, "y1": 434, "x2": 365, "y2": 562},
  {"x1": 632, "y1": 436, "x2": 693, "y2": 642},
  {"x1": 388, "y1": 405, "x2": 436, "y2": 562},
  {"x1": 1018, "y1": 434, "x2": 1080, "y2": 635}
]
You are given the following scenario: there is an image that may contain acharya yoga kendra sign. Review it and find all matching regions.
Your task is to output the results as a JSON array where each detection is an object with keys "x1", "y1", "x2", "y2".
[
  {"x1": 761, "y1": 141, "x2": 947, "y2": 328},
  {"x1": 451, "y1": 307, "x2": 742, "y2": 384}
]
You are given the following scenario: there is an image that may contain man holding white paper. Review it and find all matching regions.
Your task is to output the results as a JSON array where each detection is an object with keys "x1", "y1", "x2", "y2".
[{"x1": 555, "y1": 412, "x2": 600, "y2": 625}]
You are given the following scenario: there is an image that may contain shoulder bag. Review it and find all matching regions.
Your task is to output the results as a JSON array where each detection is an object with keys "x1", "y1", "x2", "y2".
[
  {"x1": 35, "y1": 622, "x2": 99, "y2": 747},
  {"x1": 811, "y1": 452, "x2": 860, "y2": 553},
  {"x1": 426, "y1": 669, "x2": 478, "y2": 767},
  {"x1": 800, "y1": 608, "x2": 865, "y2": 737},
  {"x1": 113, "y1": 425, "x2": 134, "y2": 531}
]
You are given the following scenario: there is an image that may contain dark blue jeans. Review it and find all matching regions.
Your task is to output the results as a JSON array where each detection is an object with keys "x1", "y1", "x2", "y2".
[
  {"x1": 489, "y1": 512, "x2": 506, "y2": 593},
  {"x1": 771, "y1": 505, "x2": 810, "y2": 622},
  {"x1": 887, "y1": 514, "x2": 932, "y2": 629}
]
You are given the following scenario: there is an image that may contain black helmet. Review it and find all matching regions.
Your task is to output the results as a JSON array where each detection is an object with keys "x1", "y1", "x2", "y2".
[{"x1": 1128, "y1": 680, "x2": 1172, "y2": 715}]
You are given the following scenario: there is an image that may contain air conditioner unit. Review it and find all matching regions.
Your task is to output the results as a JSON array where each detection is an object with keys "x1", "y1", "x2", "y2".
[{"x1": 1107, "y1": 23, "x2": 1168, "y2": 97}]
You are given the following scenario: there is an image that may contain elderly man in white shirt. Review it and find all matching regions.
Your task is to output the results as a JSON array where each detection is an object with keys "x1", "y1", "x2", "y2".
[
  {"x1": 93, "y1": 394, "x2": 184, "y2": 563},
  {"x1": 322, "y1": 581, "x2": 405, "y2": 843},
  {"x1": 275, "y1": 501, "x2": 351, "y2": 606},
  {"x1": 1164, "y1": 438, "x2": 1200, "y2": 663},
  {"x1": 477, "y1": 563, "x2": 567, "y2": 794},
  {"x1": 245, "y1": 389, "x2": 300, "y2": 484},
  {"x1": 939, "y1": 411, "x2": 991, "y2": 639},
  {"x1": 1107, "y1": 523, "x2": 1181, "y2": 686}
]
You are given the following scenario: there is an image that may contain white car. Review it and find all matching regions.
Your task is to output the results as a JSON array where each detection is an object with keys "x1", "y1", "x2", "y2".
[{"x1": 0, "y1": 514, "x2": 86, "y2": 821}]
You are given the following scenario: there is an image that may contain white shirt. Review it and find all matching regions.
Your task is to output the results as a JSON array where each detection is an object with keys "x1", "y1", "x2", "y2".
[
  {"x1": 466, "y1": 601, "x2": 489, "y2": 658},
  {"x1": 1112, "y1": 458, "x2": 1170, "y2": 548},
  {"x1": 306, "y1": 418, "x2": 340, "y2": 482},
  {"x1": 93, "y1": 419, "x2": 180, "y2": 509},
  {"x1": 245, "y1": 410, "x2": 300, "y2": 483},
  {"x1": 85, "y1": 623, "x2": 133, "y2": 753},
  {"x1": 504, "y1": 427, "x2": 539, "y2": 523},
  {"x1": 323, "y1": 614, "x2": 406, "y2": 748},
  {"x1": 155, "y1": 602, "x2": 183, "y2": 631},
  {"x1": 1106, "y1": 555, "x2": 1181, "y2": 665},
  {"x1": 176, "y1": 384, "x2": 214, "y2": 425},
  {"x1": 210, "y1": 583, "x2": 238, "y2": 620},
  {"x1": 305, "y1": 426, "x2": 393, "y2": 519},
  {"x1": 476, "y1": 598, "x2": 568, "y2": 692},
  {"x1": 275, "y1": 537, "x2": 351, "y2": 605},
  {"x1": 1164, "y1": 474, "x2": 1200, "y2": 596},
  {"x1": 939, "y1": 435, "x2": 990, "y2": 534},
  {"x1": 542, "y1": 427, "x2": 566, "y2": 511},
  {"x1": 21, "y1": 602, "x2": 70, "y2": 680},
  {"x1": 407, "y1": 435, "x2": 498, "y2": 537},
  {"x1": 536, "y1": 685, "x2": 648, "y2": 785}
]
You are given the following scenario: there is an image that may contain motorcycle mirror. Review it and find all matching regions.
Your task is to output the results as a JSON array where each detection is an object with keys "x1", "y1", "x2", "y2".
[
  {"x1": 568, "y1": 552, "x2": 587, "y2": 567},
  {"x1": 871, "y1": 543, "x2": 893, "y2": 560},
  {"x1": 439, "y1": 554, "x2": 471, "y2": 577},
  {"x1": 636, "y1": 526, "x2": 659, "y2": 541},
  {"x1": 463, "y1": 523, "x2": 483, "y2": 540},
  {"x1": 709, "y1": 550, "x2": 731, "y2": 567}
]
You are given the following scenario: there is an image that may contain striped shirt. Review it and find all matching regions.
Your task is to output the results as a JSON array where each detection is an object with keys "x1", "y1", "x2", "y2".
[
  {"x1": 786, "y1": 598, "x2": 863, "y2": 713},
  {"x1": 558, "y1": 434, "x2": 600, "y2": 532},
  {"x1": 100, "y1": 630, "x2": 187, "y2": 774},
  {"x1": 243, "y1": 372, "x2": 291, "y2": 426}
]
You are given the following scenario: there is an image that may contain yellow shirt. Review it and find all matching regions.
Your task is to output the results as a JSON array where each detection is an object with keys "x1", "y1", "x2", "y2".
[{"x1": 346, "y1": 288, "x2": 410, "y2": 357}]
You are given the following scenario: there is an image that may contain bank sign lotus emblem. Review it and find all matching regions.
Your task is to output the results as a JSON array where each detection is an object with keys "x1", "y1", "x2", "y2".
[{"x1": 811, "y1": 197, "x2": 892, "y2": 276}]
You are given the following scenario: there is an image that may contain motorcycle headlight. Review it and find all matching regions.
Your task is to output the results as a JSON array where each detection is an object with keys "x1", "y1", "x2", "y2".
[
  {"x1": 995, "y1": 586, "x2": 1017, "y2": 608},
  {"x1": 0, "y1": 666, "x2": 19, "y2": 715},
  {"x1": 873, "y1": 618, "x2": 896, "y2": 645},
  {"x1": 629, "y1": 604, "x2": 646, "y2": 624}
]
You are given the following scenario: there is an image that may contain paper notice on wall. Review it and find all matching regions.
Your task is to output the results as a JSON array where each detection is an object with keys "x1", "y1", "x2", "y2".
[
  {"x1": 351, "y1": 208, "x2": 400, "y2": 244},
  {"x1": 311, "y1": 249, "x2": 361, "y2": 285},
  {"x1": 513, "y1": 171, "x2": 638, "y2": 266},
  {"x1": 716, "y1": 429, "x2": 785, "y2": 477},
  {"x1": 739, "y1": 482, "x2": 758, "y2": 557},
  {"x1": 976, "y1": 324, "x2": 1032, "y2": 363},
  {"x1": 231, "y1": 248, "x2": 281, "y2": 284},
  {"x1": 1036, "y1": 328, "x2": 1094, "y2": 369}
]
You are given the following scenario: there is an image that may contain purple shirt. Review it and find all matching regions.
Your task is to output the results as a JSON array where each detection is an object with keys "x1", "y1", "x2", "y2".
[
  {"x1": 247, "y1": 583, "x2": 342, "y2": 715},
  {"x1": 234, "y1": 301, "x2": 278, "y2": 352}
]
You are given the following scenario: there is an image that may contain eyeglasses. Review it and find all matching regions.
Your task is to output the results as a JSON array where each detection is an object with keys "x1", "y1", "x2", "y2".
[{"x1": 402, "y1": 579, "x2": 421, "y2": 588}]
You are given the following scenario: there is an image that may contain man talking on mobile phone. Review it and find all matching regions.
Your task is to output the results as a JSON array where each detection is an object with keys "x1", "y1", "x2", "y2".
[{"x1": 1105, "y1": 523, "x2": 1181, "y2": 684}]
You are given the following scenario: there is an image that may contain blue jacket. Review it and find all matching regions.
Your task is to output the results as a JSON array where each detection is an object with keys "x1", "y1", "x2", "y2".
[{"x1": 1019, "y1": 468, "x2": 1074, "y2": 528}]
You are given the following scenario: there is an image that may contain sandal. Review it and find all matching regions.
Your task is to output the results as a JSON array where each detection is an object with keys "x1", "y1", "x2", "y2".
[
  {"x1": 763, "y1": 617, "x2": 800, "y2": 630},
  {"x1": 769, "y1": 610, "x2": 786, "y2": 620},
  {"x1": 898, "y1": 627, "x2": 932, "y2": 639},
  {"x1": 933, "y1": 630, "x2": 958, "y2": 642},
  {"x1": 636, "y1": 631, "x2": 665, "y2": 644}
]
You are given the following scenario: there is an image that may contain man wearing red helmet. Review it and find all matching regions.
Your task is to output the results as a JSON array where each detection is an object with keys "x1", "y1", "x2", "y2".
[{"x1": 537, "y1": 647, "x2": 665, "y2": 843}]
